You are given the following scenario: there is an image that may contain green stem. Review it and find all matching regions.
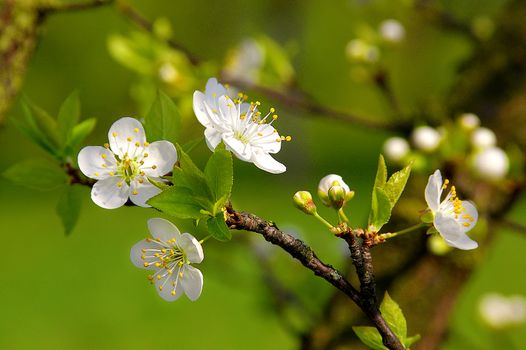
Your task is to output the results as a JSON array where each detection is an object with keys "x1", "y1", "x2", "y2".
[
  {"x1": 338, "y1": 208, "x2": 350, "y2": 224},
  {"x1": 313, "y1": 212, "x2": 334, "y2": 229},
  {"x1": 381, "y1": 223, "x2": 428, "y2": 239},
  {"x1": 199, "y1": 235, "x2": 212, "y2": 245}
]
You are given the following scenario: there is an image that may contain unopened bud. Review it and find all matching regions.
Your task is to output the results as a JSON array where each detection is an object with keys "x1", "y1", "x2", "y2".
[
  {"x1": 318, "y1": 174, "x2": 351, "y2": 207},
  {"x1": 473, "y1": 147, "x2": 509, "y2": 180},
  {"x1": 328, "y1": 186, "x2": 346, "y2": 209},
  {"x1": 458, "y1": 113, "x2": 480, "y2": 131},
  {"x1": 293, "y1": 191, "x2": 317, "y2": 215},
  {"x1": 379, "y1": 19, "x2": 405, "y2": 43},
  {"x1": 383, "y1": 137, "x2": 410, "y2": 162},
  {"x1": 471, "y1": 127, "x2": 496, "y2": 149},
  {"x1": 411, "y1": 126, "x2": 441, "y2": 152}
]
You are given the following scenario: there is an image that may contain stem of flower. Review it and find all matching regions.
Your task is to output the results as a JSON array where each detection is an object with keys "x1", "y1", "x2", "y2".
[
  {"x1": 199, "y1": 235, "x2": 212, "y2": 245},
  {"x1": 338, "y1": 208, "x2": 350, "y2": 224},
  {"x1": 381, "y1": 223, "x2": 428, "y2": 240},
  {"x1": 313, "y1": 212, "x2": 334, "y2": 229}
]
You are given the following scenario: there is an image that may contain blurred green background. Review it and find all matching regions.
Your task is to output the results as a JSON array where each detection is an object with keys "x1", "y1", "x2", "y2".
[{"x1": 1, "y1": 0, "x2": 525, "y2": 349}]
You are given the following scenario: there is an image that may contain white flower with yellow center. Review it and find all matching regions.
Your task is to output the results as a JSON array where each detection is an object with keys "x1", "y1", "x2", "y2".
[
  {"x1": 425, "y1": 170, "x2": 478, "y2": 250},
  {"x1": 193, "y1": 78, "x2": 287, "y2": 174},
  {"x1": 78, "y1": 117, "x2": 177, "y2": 209},
  {"x1": 131, "y1": 218, "x2": 204, "y2": 301}
]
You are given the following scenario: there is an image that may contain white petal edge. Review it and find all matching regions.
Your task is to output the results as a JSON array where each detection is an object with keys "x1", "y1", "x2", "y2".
[
  {"x1": 223, "y1": 134, "x2": 252, "y2": 161},
  {"x1": 130, "y1": 239, "x2": 158, "y2": 270},
  {"x1": 252, "y1": 150, "x2": 286, "y2": 174},
  {"x1": 204, "y1": 128, "x2": 222, "y2": 151},
  {"x1": 459, "y1": 200, "x2": 478, "y2": 232},
  {"x1": 434, "y1": 212, "x2": 478, "y2": 250},
  {"x1": 178, "y1": 233, "x2": 204, "y2": 264},
  {"x1": 155, "y1": 271, "x2": 184, "y2": 301},
  {"x1": 425, "y1": 170, "x2": 443, "y2": 213},
  {"x1": 129, "y1": 180, "x2": 161, "y2": 207},
  {"x1": 78, "y1": 146, "x2": 117, "y2": 180},
  {"x1": 91, "y1": 177, "x2": 130, "y2": 209},
  {"x1": 147, "y1": 218, "x2": 180, "y2": 242},
  {"x1": 108, "y1": 117, "x2": 146, "y2": 158},
  {"x1": 181, "y1": 265, "x2": 204, "y2": 301},
  {"x1": 141, "y1": 140, "x2": 177, "y2": 177},
  {"x1": 193, "y1": 91, "x2": 213, "y2": 127}
]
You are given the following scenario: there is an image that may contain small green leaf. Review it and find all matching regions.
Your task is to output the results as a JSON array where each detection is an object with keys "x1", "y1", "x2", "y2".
[
  {"x1": 57, "y1": 91, "x2": 80, "y2": 145},
  {"x1": 204, "y1": 143, "x2": 233, "y2": 203},
  {"x1": 374, "y1": 155, "x2": 388, "y2": 189},
  {"x1": 3, "y1": 159, "x2": 68, "y2": 190},
  {"x1": 368, "y1": 186, "x2": 392, "y2": 232},
  {"x1": 206, "y1": 212, "x2": 232, "y2": 241},
  {"x1": 145, "y1": 90, "x2": 181, "y2": 142},
  {"x1": 383, "y1": 161, "x2": 413, "y2": 207},
  {"x1": 68, "y1": 118, "x2": 97, "y2": 151},
  {"x1": 56, "y1": 184, "x2": 84, "y2": 235},
  {"x1": 175, "y1": 145, "x2": 213, "y2": 201},
  {"x1": 147, "y1": 177, "x2": 170, "y2": 190},
  {"x1": 380, "y1": 292, "x2": 407, "y2": 342},
  {"x1": 353, "y1": 326, "x2": 387, "y2": 350},
  {"x1": 147, "y1": 186, "x2": 208, "y2": 220},
  {"x1": 405, "y1": 334, "x2": 421, "y2": 349}
]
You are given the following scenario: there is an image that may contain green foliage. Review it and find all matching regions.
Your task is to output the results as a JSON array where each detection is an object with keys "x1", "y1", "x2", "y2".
[
  {"x1": 57, "y1": 90, "x2": 81, "y2": 145},
  {"x1": 353, "y1": 292, "x2": 420, "y2": 350},
  {"x1": 368, "y1": 155, "x2": 412, "y2": 232},
  {"x1": 144, "y1": 90, "x2": 181, "y2": 142},
  {"x1": 3, "y1": 159, "x2": 68, "y2": 190},
  {"x1": 207, "y1": 212, "x2": 232, "y2": 241},
  {"x1": 56, "y1": 185, "x2": 84, "y2": 236},
  {"x1": 149, "y1": 145, "x2": 234, "y2": 241}
]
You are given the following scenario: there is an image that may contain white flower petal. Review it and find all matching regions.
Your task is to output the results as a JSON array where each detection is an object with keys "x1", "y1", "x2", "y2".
[
  {"x1": 318, "y1": 174, "x2": 350, "y2": 194},
  {"x1": 204, "y1": 128, "x2": 222, "y2": 151},
  {"x1": 147, "y1": 218, "x2": 180, "y2": 242},
  {"x1": 193, "y1": 91, "x2": 213, "y2": 127},
  {"x1": 460, "y1": 201, "x2": 478, "y2": 232},
  {"x1": 253, "y1": 124, "x2": 281, "y2": 154},
  {"x1": 434, "y1": 212, "x2": 477, "y2": 250},
  {"x1": 181, "y1": 265, "x2": 203, "y2": 301},
  {"x1": 108, "y1": 117, "x2": 146, "y2": 157},
  {"x1": 425, "y1": 170, "x2": 443, "y2": 213},
  {"x1": 252, "y1": 149, "x2": 286, "y2": 174},
  {"x1": 217, "y1": 96, "x2": 239, "y2": 125},
  {"x1": 141, "y1": 140, "x2": 177, "y2": 177},
  {"x1": 78, "y1": 146, "x2": 117, "y2": 180},
  {"x1": 178, "y1": 233, "x2": 204, "y2": 264},
  {"x1": 129, "y1": 180, "x2": 161, "y2": 207},
  {"x1": 205, "y1": 77, "x2": 227, "y2": 101},
  {"x1": 223, "y1": 134, "x2": 252, "y2": 161},
  {"x1": 91, "y1": 177, "x2": 130, "y2": 209},
  {"x1": 155, "y1": 271, "x2": 184, "y2": 302},
  {"x1": 130, "y1": 239, "x2": 159, "y2": 270}
]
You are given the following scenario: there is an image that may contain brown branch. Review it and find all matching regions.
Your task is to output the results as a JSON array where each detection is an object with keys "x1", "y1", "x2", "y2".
[
  {"x1": 226, "y1": 207, "x2": 405, "y2": 350},
  {"x1": 38, "y1": 0, "x2": 114, "y2": 16}
]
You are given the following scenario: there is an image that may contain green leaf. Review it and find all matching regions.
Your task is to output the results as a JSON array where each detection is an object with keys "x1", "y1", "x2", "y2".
[
  {"x1": 144, "y1": 90, "x2": 181, "y2": 142},
  {"x1": 206, "y1": 212, "x2": 232, "y2": 241},
  {"x1": 374, "y1": 155, "x2": 388, "y2": 189},
  {"x1": 368, "y1": 186, "x2": 392, "y2": 232},
  {"x1": 147, "y1": 186, "x2": 208, "y2": 220},
  {"x1": 3, "y1": 159, "x2": 68, "y2": 190},
  {"x1": 57, "y1": 91, "x2": 80, "y2": 145},
  {"x1": 379, "y1": 292, "x2": 407, "y2": 342},
  {"x1": 56, "y1": 185, "x2": 84, "y2": 235},
  {"x1": 383, "y1": 162, "x2": 413, "y2": 207},
  {"x1": 68, "y1": 118, "x2": 97, "y2": 151},
  {"x1": 182, "y1": 137, "x2": 204, "y2": 153},
  {"x1": 405, "y1": 334, "x2": 421, "y2": 349},
  {"x1": 204, "y1": 143, "x2": 233, "y2": 204},
  {"x1": 352, "y1": 326, "x2": 387, "y2": 350},
  {"x1": 174, "y1": 145, "x2": 213, "y2": 201},
  {"x1": 147, "y1": 177, "x2": 170, "y2": 190}
]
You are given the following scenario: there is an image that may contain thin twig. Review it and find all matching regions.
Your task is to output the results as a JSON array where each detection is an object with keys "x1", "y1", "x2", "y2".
[{"x1": 38, "y1": 0, "x2": 114, "y2": 15}]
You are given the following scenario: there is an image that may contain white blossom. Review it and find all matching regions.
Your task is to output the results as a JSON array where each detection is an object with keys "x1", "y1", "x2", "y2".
[
  {"x1": 193, "y1": 78, "x2": 287, "y2": 174},
  {"x1": 425, "y1": 170, "x2": 478, "y2": 250},
  {"x1": 412, "y1": 126, "x2": 441, "y2": 152},
  {"x1": 130, "y1": 218, "x2": 204, "y2": 301},
  {"x1": 78, "y1": 117, "x2": 177, "y2": 209},
  {"x1": 471, "y1": 127, "x2": 496, "y2": 149},
  {"x1": 318, "y1": 174, "x2": 350, "y2": 207},
  {"x1": 379, "y1": 19, "x2": 405, "y2": 43},
  {"x1": 383, "y1": 137, "x2": 410, "y2": 162},
  {"x1": 223, "y1": 39, "x2": 264, "y2": 84},
  {"x1": 458, "y1": 113, "x2": 480, "y2": 131},
  {"x1": 473, "y1": 147, "x2": 509, "y2": 180},
  {"x1": 479, "y1": 293, "x2": 526, "y2": 329}
]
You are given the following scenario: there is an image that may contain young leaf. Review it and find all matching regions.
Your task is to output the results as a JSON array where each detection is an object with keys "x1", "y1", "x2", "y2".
[
  {"x1": 368, "y1": 186, "x2": 392, "y2": 232},
  {"x1": 182, "y1": 137, "x2": 204, "y2": 153},
  {"x1": 147, "y1": 186, "x2": 208, "y2": 220},
  {"x1": 374, "y1": 155, "x2": 388, "y2": 189},
  {"x1": 206, "y1": 212, "x2": 232, "y2": 241},
  {"x1": 3, "y1": 159, "x2": 68, "y2": 190},
  {"x1": 56, "y1": 184, "x2": 84, "y2": 235},
  {"x1": 204, "y1": 144, "x2": 233, "y2": 203},
  {"x1": 57, "y1": 90, "x2": 81, "y2": 144},
  {"x1": 68, "y1": 118, "x2": 97, "y2": 151},
  {"x1": 144, "y1": 90, "x2": 181, "y2": 142},
  {"x1": 352, "y1": 326, "x2": 387, "y2": 350},
  {"x1": 383, "y1": 162, "x2": 413, "y2": 207},
  {"x1": 405, "y1": 334, "x2": 421, "y2": 349},
  {"x1": 23, "y1": 99, "x2": 62, "y2": 152},
  {"x1": 379, "y1": 292, "x2": 407, "y2": 343},
  {"x1": 175, "y1": 145, "x2": 213, "y2": 201}
]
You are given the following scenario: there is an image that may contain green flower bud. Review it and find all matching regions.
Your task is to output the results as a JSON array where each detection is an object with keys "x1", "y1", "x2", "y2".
[
  {"x1": 328, "y1": 185, "x2": 346, "y2": 209},
  {"x1": 293, "y1": 191, "x2": 317, "y2": 215},
  {"x1": 318, "y1": 174, "x2": 351, "y2": 208}
]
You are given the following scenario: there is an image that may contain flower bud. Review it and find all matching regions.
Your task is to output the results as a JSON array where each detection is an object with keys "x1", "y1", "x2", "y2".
[
  {"x1": 293, "y1": 191, "x2": 317, "y2": 215},
  {"x1": 318, "y1": 174, "x2": 351, "y2": 207},
  {"x1": 479, "y1": 293, "x2": 526, "y2": 330},
  {"x1": 471, "y1": 127, "x2": 496, "y2": 149},
  {"x1": 328, "y1": 186, "x2": 346, "y2": 209},
  {"x1": 379, "y1": 19, "x2": 405, "y2": 43},
  {"x1": 345, "y1": 39, "x2": 380, "y2": 63},
  {"x1": 473, "y1": 147, "x2": 509, "y2": 180},
  {"x1": 458, "y1": 113, "x2": 480, "y2": 131},
  {"x1": 411, "y1": 126, "x2": 441, "y2": 152},
  {"x1": 383, "y1": 137, "x2": 410, "y2": 162}
]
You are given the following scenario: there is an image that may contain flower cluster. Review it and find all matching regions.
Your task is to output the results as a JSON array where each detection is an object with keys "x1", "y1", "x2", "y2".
[{"x1": 193, "y1": 78, "x2": 288, "y2": 174}]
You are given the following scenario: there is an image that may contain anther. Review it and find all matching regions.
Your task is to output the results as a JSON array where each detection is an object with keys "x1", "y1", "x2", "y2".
[
  {"x1": 143, "y1": 153, "x2": 149, "y2": 158},
  {"x1": 101, "y1": 154, "x2": 107, "y2": 159},
  {"x1": 109, "y1": 172, "x2": 114, "y2": 176},
  {"x1": 144, "y1": 142, "x2": 150, "y2": 147},
  {"x1": 134, "y1": 128, "x2": 139, "y2": 133},
  {"x1": 143, "y1": 262, "x2": 149, "y2": 267},
  {"x1": 112, "y1": 132, "x2": 117, "y2": 137},
  {"x1": 152, "y1": 165, "x2": 157, "y2": 170},
  {"x1": 132, "y1": 190, "x2": 138, "y2": 195},
  {"x1": 104, "y1": 143, "x2": 109, "y2": 149}
]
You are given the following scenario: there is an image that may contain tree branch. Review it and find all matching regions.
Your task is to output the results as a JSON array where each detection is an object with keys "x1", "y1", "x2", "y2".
[{"x1": 38, "y1": 0, "x2": 114, "y2": 16}]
